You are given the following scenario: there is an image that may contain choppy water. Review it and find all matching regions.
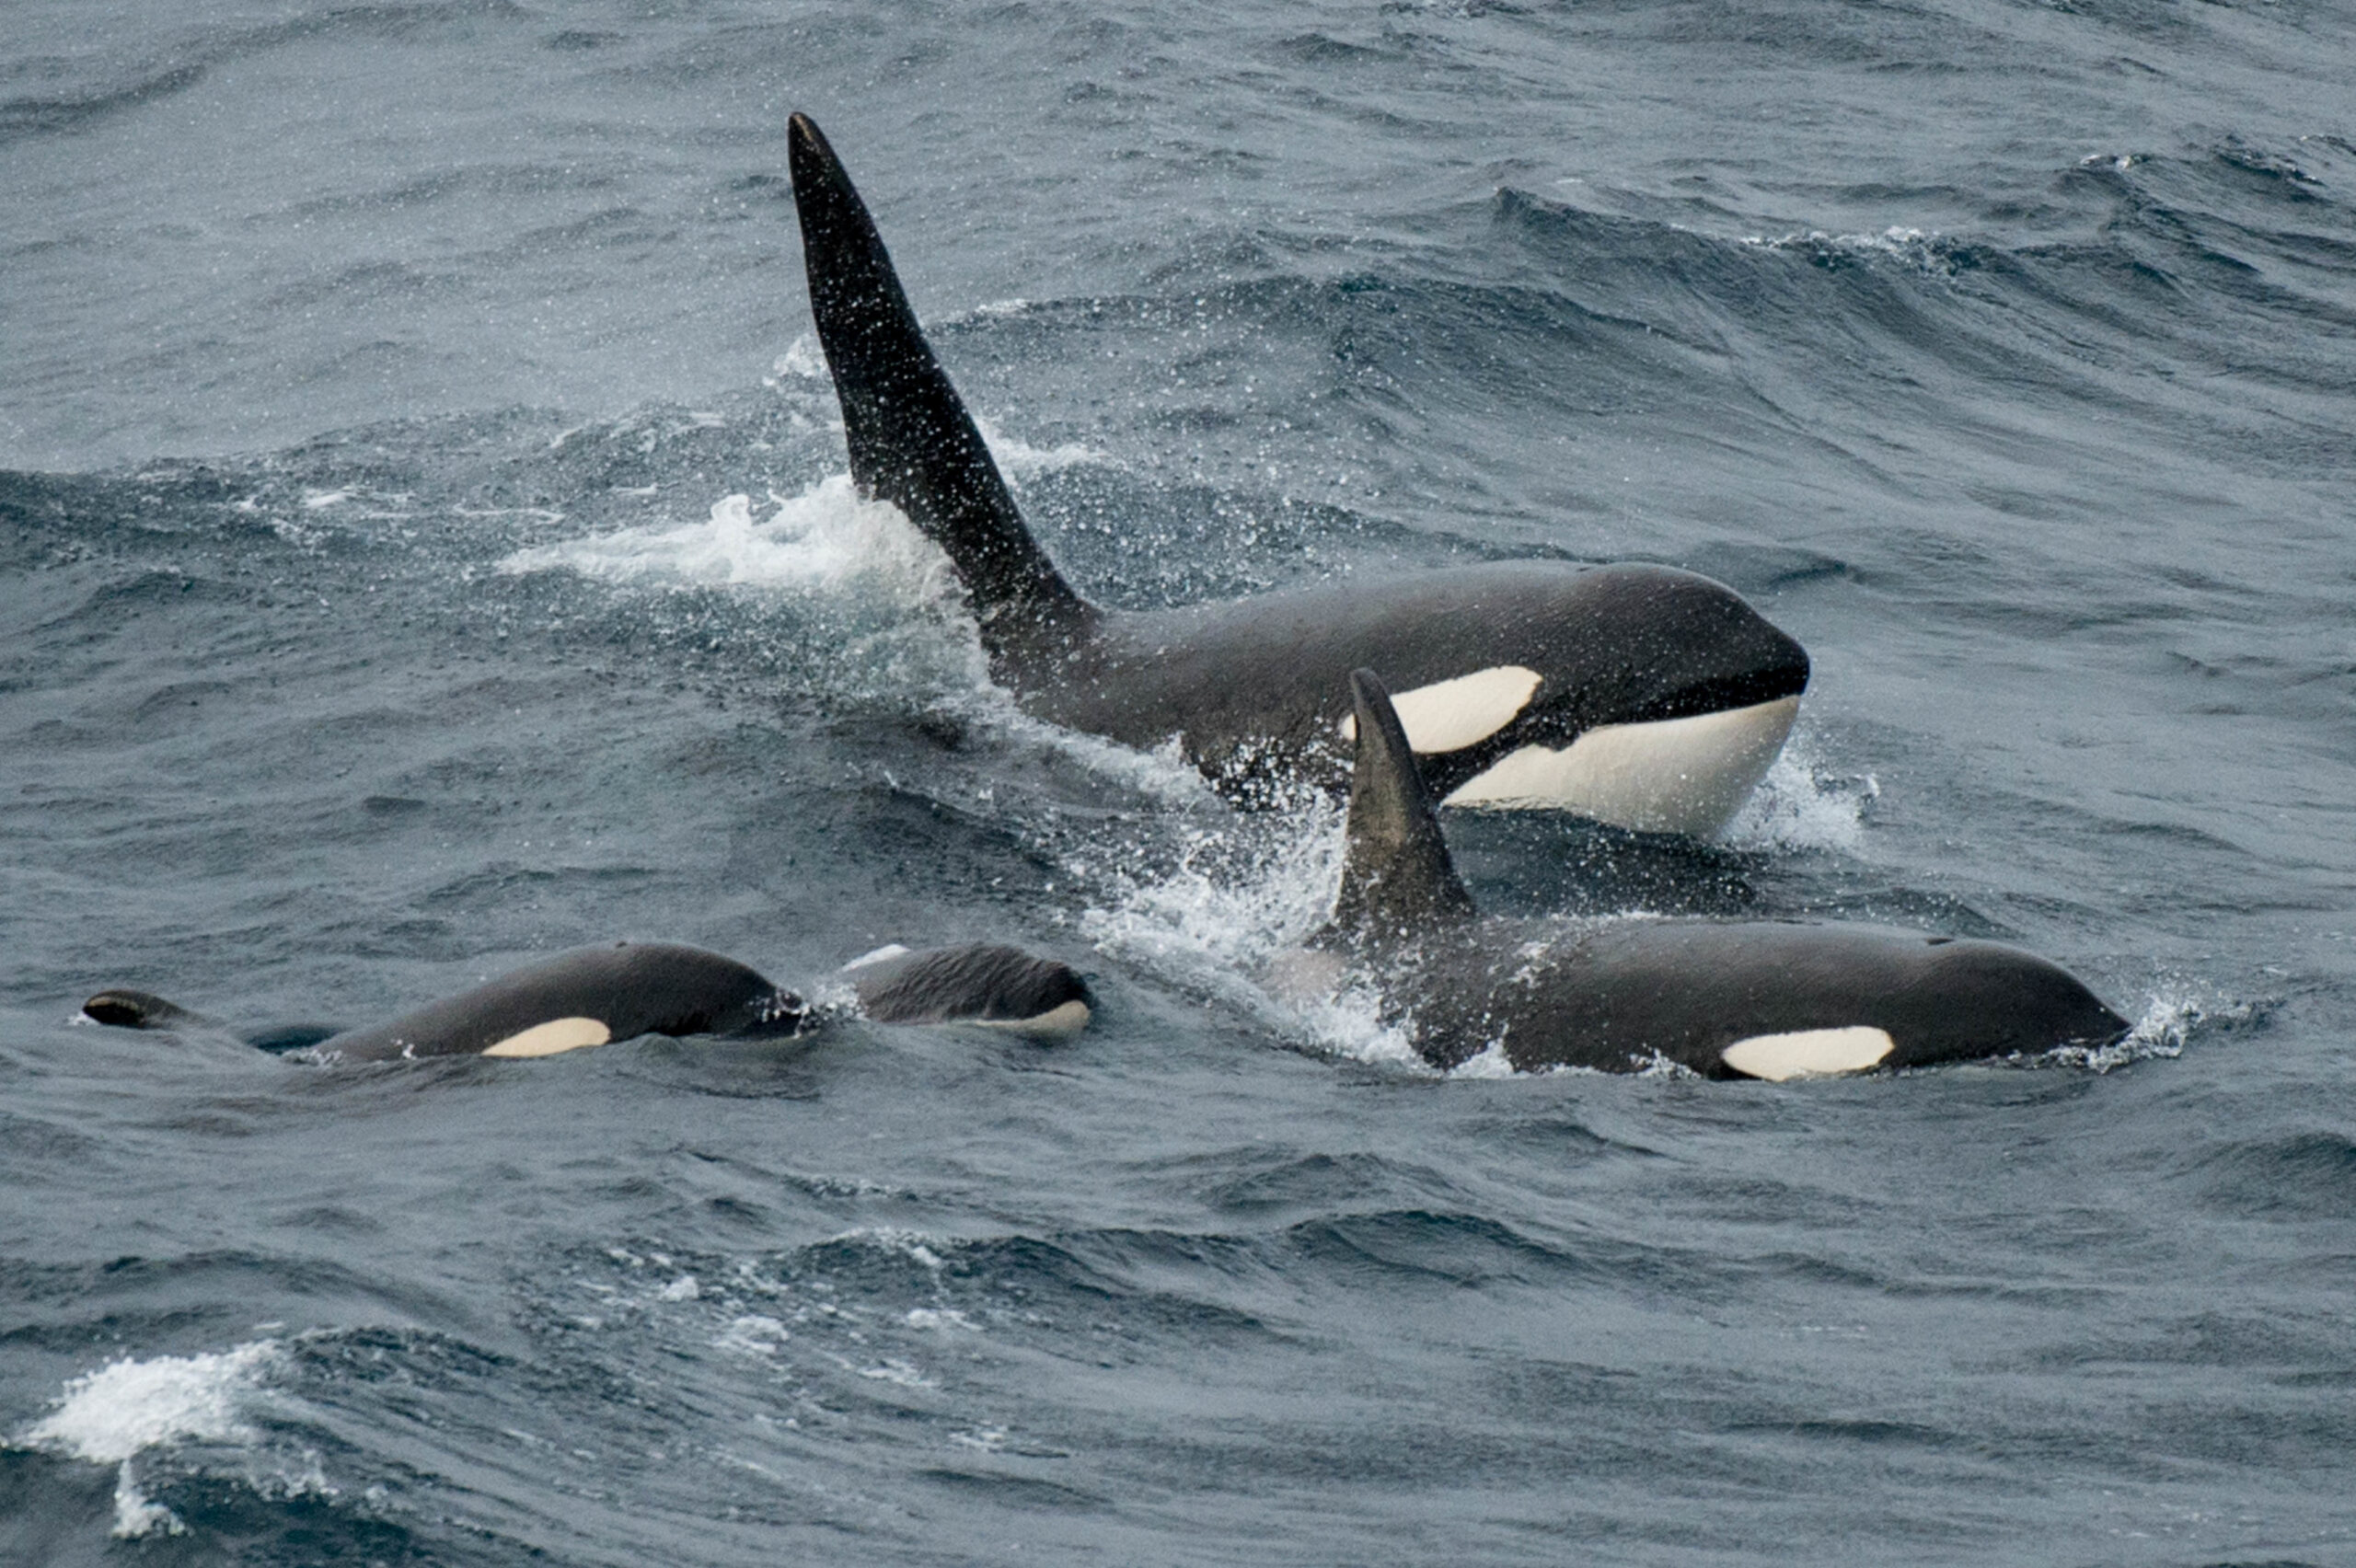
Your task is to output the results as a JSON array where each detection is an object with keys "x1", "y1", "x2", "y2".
[{"x1": 5, "y1": 2, "x2": 2353, "y2": 1563}]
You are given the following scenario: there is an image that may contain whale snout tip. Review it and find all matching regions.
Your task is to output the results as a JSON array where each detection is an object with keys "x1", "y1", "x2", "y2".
[
  {"x1": 2086, "y1": 999, "x2": 2134, "y2": 1045},
  {"x1": 1728, "y1": 591, "x2": 1810, "y2": 698},
  {"x1": 1770, "y1": 620, "x2": 1810, "y2": 688}
]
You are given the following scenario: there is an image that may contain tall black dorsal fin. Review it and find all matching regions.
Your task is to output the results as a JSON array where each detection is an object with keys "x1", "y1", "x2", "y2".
[
  {"x1": 1333, "y1": 669, "x2": 1478, "y2": 940},
  {"x1": 786, "y1": 114, "x2": 1091, "y2": 651}
]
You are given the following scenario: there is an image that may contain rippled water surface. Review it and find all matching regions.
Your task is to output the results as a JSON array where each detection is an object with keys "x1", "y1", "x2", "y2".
[{"x1": 4, "y1": 2, "x2": 2352, "y2": 1563}]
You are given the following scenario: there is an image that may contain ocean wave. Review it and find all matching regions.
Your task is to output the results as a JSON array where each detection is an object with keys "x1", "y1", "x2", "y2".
[
  {"x1": 13, "y1": 1338, "x2": 295, "y2": 1538},
  {"x1": 0, "y1": 2, "x2": 537, "y2": 146}
]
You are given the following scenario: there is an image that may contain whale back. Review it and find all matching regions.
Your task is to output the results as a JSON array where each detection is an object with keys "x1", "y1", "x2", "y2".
[
  {"x1": 317, "y1": 943, "x2": 805, "y2": 1062},
  {"x1": 847, "y1": 942, "x2": 1094, "y2": 1038},
  {"x1": 1331, "y1": 668, "x2": 1478, "y2": 942},
  {"x1": 786, "y1": 114, "x2": 1090, "y2": 651}
]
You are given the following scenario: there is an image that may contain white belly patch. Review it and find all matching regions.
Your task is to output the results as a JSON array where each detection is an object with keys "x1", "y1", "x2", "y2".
[
  {"x1": 966, "y1": 998, "x2": 1092, "y2": 1040},
  {"x1": 1337, "y1": 664, "x2": 1542, "y2": 754},
  {"x1": 1441, "y1": 694, "x2": 1799, "y2": 838},
  {"x1": 1721, "y1": 1025, "x2": 1893, "y2": 1081},
  {"x1": 481, "y1": 1015, "x2": 614, "y2": 1058}
]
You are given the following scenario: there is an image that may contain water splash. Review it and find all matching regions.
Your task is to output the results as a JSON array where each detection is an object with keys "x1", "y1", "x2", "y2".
[
  {"x1": 768, "y1": 334, "x2": 827, "y2": 382},
  {"x1": 1744, "y1": 225, "x2": 1975, "y2": 277},
  {"x1": 16, "y1": 1339, "x2": 286, "y2": 1538},
  {"x1": 2043, "y1": 986, "x2": 2245, "y2": 1074},
  {"x1": 1075, "y1": 797, "x2": 1426, "y2": 1065},
  {"x1": 499, "y1": 480, "x2": 964, "y2": 607},
  {"x1": 1723, "y1": 736, "x2": 1878, "y2": 855},
  {"x1": 1079, "y1": 804, "x2": 1341, "y2": 980},
  {"x1": 973, "y1": 415, "x2": 1112, "y2": 481}
]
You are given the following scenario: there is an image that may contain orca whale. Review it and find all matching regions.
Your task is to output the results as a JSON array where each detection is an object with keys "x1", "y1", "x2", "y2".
[
  {"x1": 1311, "y1": 669, "x2": 2130, "y2": 1078},
  {"x1": 82, "y1": 939, "x2": 1092, "y2": 1060},
  {"x1": 785, "y1": 113, "x2": 1810, "y2": 837}
]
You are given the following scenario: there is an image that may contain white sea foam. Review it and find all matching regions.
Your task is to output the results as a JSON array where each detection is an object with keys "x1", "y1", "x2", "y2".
[
  {"x1": 825, "y1": 1228, "x2": 948, "y2": 1272},
  {"x1": 1723, "y1": 735, "x2": 1877, "y2": 855},
  {"x1": 973, "y1": 415, "x2": 1111, "y2": 479},
  {"x1": 904, "y1": 1307, "x2": 976, "y2": 1332},
  {"x1": 498, "y1": 480, "x2": 964, "y2": 610},
  {"x1": 1080, "y1": 809, "x2": 1341, "y2": 981},
  {"x1": 979, "y1": 707, "x2": 1217, "y2": 809},
  {"x1": 1449, "y1": 1039, "x2": 1519, "y2": 1079},
  {"x1": 17, "y1": 1339, "x2": 283, "y2": 1538},
  {"x1": 857, "y1": 1359, "x2": 934, "y2": 1389},
  {"x1": 2045, "y1": 986, "x2": 2233, "y2": 1074},
  {"x1": 770, "y1": 334, "x2": 826, "y2": 380},
  {"x1": 1077, "y1": 801, "x2": 1426, "y2": 1066},
  {"x1": 1744, "y1": 225, "x2": 1965, "y2": 275},
  {"x1": 713, "y1": 1315, "x2": 791, "y2": 1356}
]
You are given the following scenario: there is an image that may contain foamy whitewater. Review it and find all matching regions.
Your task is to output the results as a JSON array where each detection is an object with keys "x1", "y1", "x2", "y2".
[
  {"x1": 17, "y1": 1341, "x2": 289, "y2": 1538},
  {"x1": 502, "y1": 483, "x2": 964, "y2": 605},
  {"x1": 4, "y1": 0, "x2": 2351, "y2": 1562}
]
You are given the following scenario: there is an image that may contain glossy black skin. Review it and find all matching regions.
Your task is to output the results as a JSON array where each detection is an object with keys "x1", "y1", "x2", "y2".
[
  {"x1": 1330, "y1": 669, "x2": 2131, "y2": 1077},
  {"x1": 81, "y1": 989, "x2": 202, "y2": 1030},
  {"x1": 315, "y1": 942, "x2": 801, "y2": 1062},
  {"x1": 1395, "y1": 920, "x2": 2131, "y2": 1076},
  {"x1": 82, "y1": 941, "x2": 1091, "y2": 1059},
  {"x1": 849, "y1": 943, "x2": 1091, "y2": 1026},
  {"x1": 1033, "y1": 561, "x2": 1807, "y2": 799},
  {"x1": 786, "y1": 114, "x2": 1808, "y2": 803}
]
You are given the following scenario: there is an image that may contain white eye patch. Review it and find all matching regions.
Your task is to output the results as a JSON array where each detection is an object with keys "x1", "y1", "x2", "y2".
[
  {"x1": 481, "y1": 1016, "x2": 613, "y2": 1058},
  {"x1": 1721, "y1": 1025, "x2": 1893, "y2": 1081},
  {"x1": 1337, "y1": 665, "x2": 1542, "y2": 754}
]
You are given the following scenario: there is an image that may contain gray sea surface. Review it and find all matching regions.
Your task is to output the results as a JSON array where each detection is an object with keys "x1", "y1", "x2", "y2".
[{"x1": 4, "y1": 2, "x2": 2352, "y2": 1563}]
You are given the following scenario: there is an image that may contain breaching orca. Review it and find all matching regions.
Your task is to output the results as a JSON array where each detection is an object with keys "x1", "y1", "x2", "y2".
[
  {"x1": 1311, "y1": 669, "x2": 2130, "y2": 1078},
  {"x1": 785, "y1": 113, "x2": 1811, "y2": 836},
  {"x1": 82, "y1": 940, "x2": 1092, "y2": 1060}
]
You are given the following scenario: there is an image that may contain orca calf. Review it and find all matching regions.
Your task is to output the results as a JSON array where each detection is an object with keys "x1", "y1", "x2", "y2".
[
  {"x1": 1313, "y1": 670, "x2": 2130, "y2": 1078},
  {"x1": 83, "y1": 940, "x2": 1091, "y2": 1061},
  {"x1": 785, "y1": 114, "x2": 1810, "y2": 836}
]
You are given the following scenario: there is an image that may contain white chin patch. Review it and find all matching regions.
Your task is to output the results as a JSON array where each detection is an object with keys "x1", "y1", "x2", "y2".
[
  {"x1": 1441, "y1": 693, "x2": 1799, "y2": 837},
  {"x1": 481, "y1": 1015, "x2": 614, "y2": 1058},
  {"x1": 1721, "y1": 1025, "x2": 1893, "y2": 1082},
  {"x1": 1337, "y1": 664, "x2": 1542, "y2": 754},
  {"x1": 965, "y1": 998, "x2": 1092, "y2": 1040}
]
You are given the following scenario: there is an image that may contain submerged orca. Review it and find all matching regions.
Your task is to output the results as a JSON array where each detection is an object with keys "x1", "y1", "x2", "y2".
[
  {"x1": 83, "y1": 940, "x2": 1091, "y2": 1060},
  {"x1": 785, "y1": 113, "x2": 1810, "y2": 836},
  {"x1": 1311, "y1": 669, "x2": 2130, "y2": 1078}
]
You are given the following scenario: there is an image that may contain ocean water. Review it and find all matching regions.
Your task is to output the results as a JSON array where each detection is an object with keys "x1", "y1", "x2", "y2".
[{"x1": 4, "y1": 2, "x2": 2353, "y2": 1563}]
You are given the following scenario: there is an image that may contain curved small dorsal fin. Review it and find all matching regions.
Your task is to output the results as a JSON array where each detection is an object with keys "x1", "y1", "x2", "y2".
[
  {"x1": 1333, "y1": 669, "x2": 1478, "y2": 940},
  {"x1": 786, "y1": 113, "x2": 1091, "y2": 651},
  {"x1": 82, "y1": 989, "x2": 203, "y2": 1030}
]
